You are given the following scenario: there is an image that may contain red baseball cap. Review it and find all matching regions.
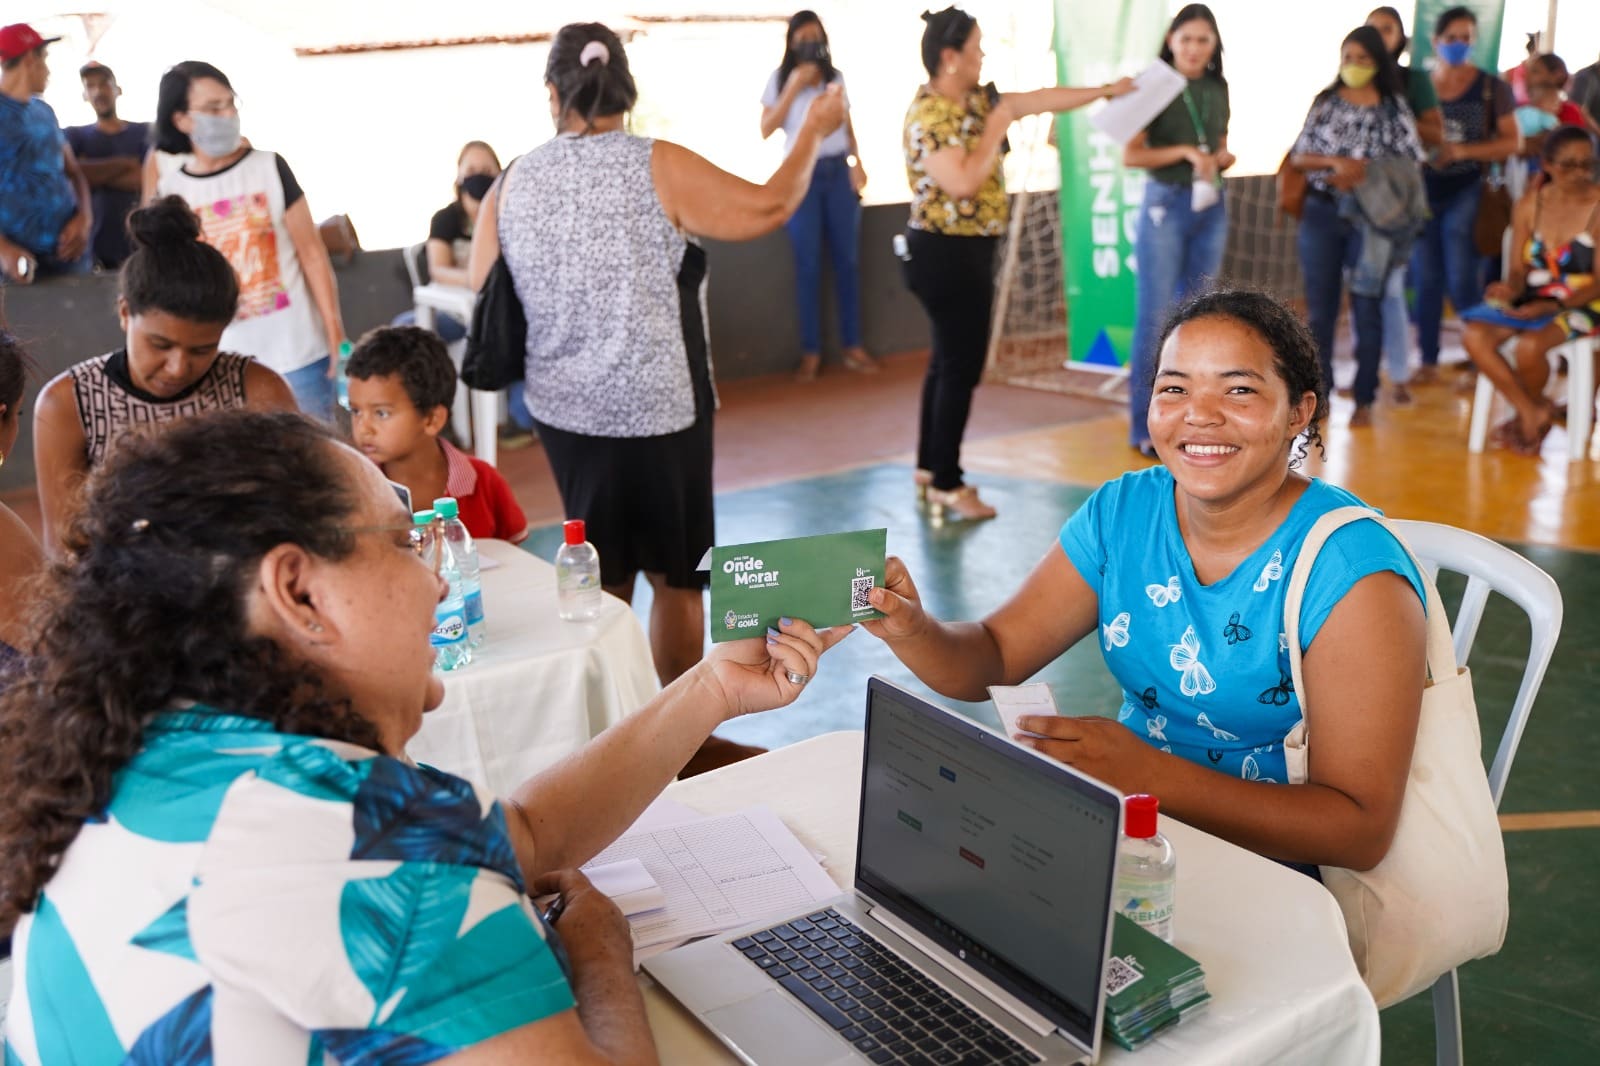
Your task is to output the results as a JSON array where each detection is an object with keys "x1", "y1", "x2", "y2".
[{"x1": 0, "y1": 23, "x2": 62, "y2": 63}]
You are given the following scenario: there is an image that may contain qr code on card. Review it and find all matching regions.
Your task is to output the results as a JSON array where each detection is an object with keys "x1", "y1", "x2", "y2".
[
  {"x1": 1104, "y1": 956, "x2": 1143, "y2": 997},
  {"x1": 851, "y1": 575, "x2": 875, "y2": 611}
]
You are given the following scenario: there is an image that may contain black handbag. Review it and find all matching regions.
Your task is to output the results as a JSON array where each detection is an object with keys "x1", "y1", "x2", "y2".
[{"x1": 461, "y1": 158, "x2": 528, "y2": 391}]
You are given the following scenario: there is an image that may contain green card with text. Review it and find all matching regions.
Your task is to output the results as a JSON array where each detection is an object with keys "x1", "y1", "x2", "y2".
[{"x1": 707, "y1": 528, "x2": 886, "y2": 642}]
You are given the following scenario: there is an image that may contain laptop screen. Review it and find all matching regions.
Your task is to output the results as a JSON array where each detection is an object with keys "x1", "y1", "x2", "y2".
[{"x1": 856, "y1": 678, "x2": 1122, "y2": 1048}]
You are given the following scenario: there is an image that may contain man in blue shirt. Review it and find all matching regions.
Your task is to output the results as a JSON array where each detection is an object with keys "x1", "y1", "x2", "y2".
[
  {"x1": 0, "y1": 23, "x2": 92, "y2": 284},
  {"x1": 64, "y1": 61, "x2": 148, "y2": 268}
]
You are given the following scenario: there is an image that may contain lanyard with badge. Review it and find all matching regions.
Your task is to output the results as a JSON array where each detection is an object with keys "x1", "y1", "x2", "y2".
[{"x1": 1181, "y1": 86, "x2": 1222, "y2": 211}]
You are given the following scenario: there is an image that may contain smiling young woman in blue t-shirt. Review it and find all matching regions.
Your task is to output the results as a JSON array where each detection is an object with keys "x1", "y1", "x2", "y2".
[{"x1": 865, "y1": 289, "x2": 1429, "y2": 874}]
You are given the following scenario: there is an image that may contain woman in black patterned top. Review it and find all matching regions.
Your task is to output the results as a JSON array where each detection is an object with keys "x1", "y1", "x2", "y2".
[
  {"x1": 1289, "y1": 25, "x2": 1423, "y2": 426},
  {"x1": 33, "y1": 197, "x2": 296, "y2": 554}
]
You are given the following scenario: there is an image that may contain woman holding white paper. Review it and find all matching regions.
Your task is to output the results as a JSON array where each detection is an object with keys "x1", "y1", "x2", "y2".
[
  {"x1": 1124, "y1": 4, "x2": 1235, "y2": 459},
  {"x1": 863, "y1": 289, "x2": 1428, "y2": 876},
  {"x1": 900, "y1": 6, "x2": 1133, "y2": 521}
]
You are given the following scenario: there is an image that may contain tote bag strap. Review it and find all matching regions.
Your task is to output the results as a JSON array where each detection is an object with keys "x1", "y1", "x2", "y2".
[{"x1": 1282, "y1": 506, "x2": 1459, "y2": 714}]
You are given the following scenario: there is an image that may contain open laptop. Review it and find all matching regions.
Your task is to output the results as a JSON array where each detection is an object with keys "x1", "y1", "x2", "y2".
[{"x1": 644, "y1": 676, "x2": 1124, "y2": 1066}]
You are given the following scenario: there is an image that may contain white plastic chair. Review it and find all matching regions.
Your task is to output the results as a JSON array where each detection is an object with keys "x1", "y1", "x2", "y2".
[
  {"x1": 1466, "y1": 334, "x2": 1597, "y2": 460},
  {"x1": 1389, "y1": 520, "x2": 1564, "y2": 1066}
]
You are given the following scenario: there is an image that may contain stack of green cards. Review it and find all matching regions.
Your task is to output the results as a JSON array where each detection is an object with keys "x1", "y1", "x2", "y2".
[
  {"x1": 705, "y1": 529, "x2": 886, "y2": 643},
  {"x1": 1103, "y1": 914, "x2": 1210, "y2": 1051}
]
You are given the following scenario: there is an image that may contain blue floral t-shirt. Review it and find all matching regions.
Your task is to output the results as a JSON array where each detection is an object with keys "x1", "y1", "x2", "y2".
[
  {"x1": 1060, "y1": 468, "x2": 1425, "y2": 783},
  {"x1": 4, "y1": 708, "x2": 573, "y2": 1063}
]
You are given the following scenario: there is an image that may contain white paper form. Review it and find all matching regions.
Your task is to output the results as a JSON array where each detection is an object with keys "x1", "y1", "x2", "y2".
[
  {"x1": 1089, "y1": 60, "x2": 1187, "y2": 145},
  {"x1": 583, "y1": 805, "x2": 838, "y2": 950},
  {"x1": 988, "y1": 683, "x2": 1061, "y2": 740}
]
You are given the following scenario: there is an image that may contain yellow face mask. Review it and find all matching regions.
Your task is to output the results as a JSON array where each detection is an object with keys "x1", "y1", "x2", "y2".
[{"x1": 1341, "y1": 65, "x2": 1377, "y2": 90}]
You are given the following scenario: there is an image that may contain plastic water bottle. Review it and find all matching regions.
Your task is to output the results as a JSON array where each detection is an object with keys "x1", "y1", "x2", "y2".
[
  {"x1": 555, "y1": 519, "x2": 602, "y2": 622},
  {"x1": 1114, "y1": 794, "x2": 1176, "y2": 942},
  {"x1": 432, "y1": 497, "x2": 484, "y2": 647},
  {"x1": 335, "y1": 339, "x2": 353, "y2": 411},
  {"x1": 418, "y1": 509, "x2": 472, "y2": 670}
]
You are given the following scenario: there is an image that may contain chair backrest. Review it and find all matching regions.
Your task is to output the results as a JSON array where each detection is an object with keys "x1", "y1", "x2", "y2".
[
  {"x1": 403, "y1": 241, "x2": 428, "y2": 289},
  {"x1": 1389, "y1": 520, "x2": 1563, "y2": 807}
]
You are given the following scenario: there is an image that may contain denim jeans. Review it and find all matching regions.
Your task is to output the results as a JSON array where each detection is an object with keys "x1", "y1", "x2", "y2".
[
  {"x1": 784, "y1": 156, "x2": 862, "y2": 352},
  {"x1": 283, "y1": 355, "x2": 336, "y2": 423},
  {"x1": 1412, "y1": 178, "x2": 1483, "y2": 365},
  {"x1": 1128, "y1": 179, "x2": 1229, "y2": 445},
  {"x1": 1380, "y1": 265, "x2": 1411, "y2": 385},
  {"x1": 1298, "y1": 193, "x2": 1383, "y2": 405}
]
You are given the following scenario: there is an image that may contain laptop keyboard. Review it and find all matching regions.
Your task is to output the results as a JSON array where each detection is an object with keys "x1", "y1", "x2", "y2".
[{"x1": 735, "y1": 907, "x2": 1043, "y2": 1065}]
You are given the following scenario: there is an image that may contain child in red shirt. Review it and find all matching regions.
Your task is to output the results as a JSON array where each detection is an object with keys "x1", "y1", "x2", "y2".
[{"x1": 347, "y1": 325, "x2": 529, "y2": 543}]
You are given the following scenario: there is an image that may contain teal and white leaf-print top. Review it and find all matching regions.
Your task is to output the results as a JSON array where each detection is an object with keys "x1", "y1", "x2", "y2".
[
  {"x1": 3, "y1": 708, "x2": 574, "y2": 1063},
  {"x1": 1060, "y1": 468, "x2": 1425, "y2": 782}
]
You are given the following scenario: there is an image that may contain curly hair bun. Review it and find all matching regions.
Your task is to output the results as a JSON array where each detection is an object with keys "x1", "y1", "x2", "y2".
[{"x1": 127, "y1": 196, "x2": 204, "y2": 251}]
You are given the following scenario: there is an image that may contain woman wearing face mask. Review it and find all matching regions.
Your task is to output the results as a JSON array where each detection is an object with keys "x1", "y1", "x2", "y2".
[
  {"x1": 1412, "y1": 7, "x2": 1520, "y2": 383},
  {"x1": 391, "y1": 142, "x2": 501, "y2": 346},
  {"x1": 903, "y1": 6, "x2": 1134, "y2": 520},
  {"x1": 31, "y1": 195, "x2": 296, "y2": 555},
  {"x1": 1124, "y1": 4, "x2": 1234, "y2": 459},
  {"x1": 152, "y1": 60, "x2": 347, "y2": 422},
  {"x1": 1289, "y1": 26, "x2": 1424, "y2": 427},
  {"x1": 761, "y1": 11, "x2": 877, "y2": 382},
  {"x1": 1365, "y1": 6, "x2": 1444, "y2": 404}
]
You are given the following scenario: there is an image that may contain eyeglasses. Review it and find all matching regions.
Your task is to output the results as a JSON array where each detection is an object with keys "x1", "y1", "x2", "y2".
[
  {"x1": 338, "y1": 516, "x2": 443, "y2": 576},
  {"x1": 1550, "y1": 159, "x2": 1597, "y2": 173}
]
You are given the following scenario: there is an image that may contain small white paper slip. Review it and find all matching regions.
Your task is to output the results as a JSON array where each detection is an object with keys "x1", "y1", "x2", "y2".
[
  {"x1": 1088, "y1": 59, "x2": 1187, "y2": 145},
  {"x1": 1191, "y1": 178, "x2": 1221, "y2": 212},
  {"x1": 988, "y1": 683, "x2": 1061, "y2": 739},
  {"x1": 585, "y1": 857, "x2": 667, "y2": 917}
]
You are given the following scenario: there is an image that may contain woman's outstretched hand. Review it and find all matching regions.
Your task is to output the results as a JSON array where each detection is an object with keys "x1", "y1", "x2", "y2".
[{"x1": 704, "y1": 617, "x2": 854, "y2": 718}]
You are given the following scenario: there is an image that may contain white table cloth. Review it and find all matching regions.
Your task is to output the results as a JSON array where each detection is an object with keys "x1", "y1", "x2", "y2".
[
  {"x1": 405, "y1": 539, "x2": 660, "y2": 797},
  {"x1": 642, "y1": 732, "x2": 1380, "y2": 1066},
  {"x1": 410, "y1": 281, "x2": 501, "y2": 465}
]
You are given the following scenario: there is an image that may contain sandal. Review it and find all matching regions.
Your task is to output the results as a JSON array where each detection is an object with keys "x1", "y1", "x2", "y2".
[
  {"x1": 926, "y1": 484, "x2": 997, "y2": 522},
  {"x1": 794, "y1": 354, "x2": 821, "y2": 383},
  {"x1": 841, "y1": 347, "x2": 880, "y2": 373}
]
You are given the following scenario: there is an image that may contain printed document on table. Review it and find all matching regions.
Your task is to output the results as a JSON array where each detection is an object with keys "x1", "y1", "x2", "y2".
[
  {"x1": 1089, "y1": 60, "x2": 1186, "y2": 144},
  {"x1": 583, "y1": 805, "x2": 839, "y2": 950}
]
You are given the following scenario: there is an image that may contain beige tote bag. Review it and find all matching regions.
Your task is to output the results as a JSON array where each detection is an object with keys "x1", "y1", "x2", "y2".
[{"x1": 1282, "y1": 507, "x2": 1508, "y2": 1008}]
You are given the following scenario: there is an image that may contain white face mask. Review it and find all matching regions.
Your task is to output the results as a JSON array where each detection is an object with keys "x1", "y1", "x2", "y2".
[{"x1": 189, "y1": 112, "x2": 241, "y2": 158}]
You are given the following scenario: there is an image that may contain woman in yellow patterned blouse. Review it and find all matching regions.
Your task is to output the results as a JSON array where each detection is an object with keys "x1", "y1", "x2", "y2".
[{"x1": 903, "y1": 7, "x2": 1133, "y2": 521}]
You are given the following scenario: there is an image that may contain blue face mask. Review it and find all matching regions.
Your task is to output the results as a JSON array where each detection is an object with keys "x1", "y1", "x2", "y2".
[{"x1": 1437, "y1": 41, "x2": 1473, "y2": 66}]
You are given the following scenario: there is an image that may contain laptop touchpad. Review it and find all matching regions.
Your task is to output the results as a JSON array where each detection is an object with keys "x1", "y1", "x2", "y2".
[{"x1": 704, "y1": 991, "x2": 856, "y2": 1066}]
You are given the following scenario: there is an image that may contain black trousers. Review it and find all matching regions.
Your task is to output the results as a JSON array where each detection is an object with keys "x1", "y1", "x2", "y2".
[{"x1": 901, "y1": 229, "x2": 999, "y2": 490}]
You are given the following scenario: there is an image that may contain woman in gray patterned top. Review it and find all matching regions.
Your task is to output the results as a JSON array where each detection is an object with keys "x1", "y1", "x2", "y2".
[
  {"x1": 471, "y1": 22, "x2": 844, "y2": 710},
  {"x1": 33, "y1": 196, "x2": 296, "y2": 554}
]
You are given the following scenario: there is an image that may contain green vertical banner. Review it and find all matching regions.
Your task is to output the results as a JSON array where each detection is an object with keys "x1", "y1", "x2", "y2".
[
  {"x1": 1410, "y1": 0, "x2": 1505, "y2": 70},
  {"x1": 1054, "y1": 0, "x2": 1167, "y2": 368}
]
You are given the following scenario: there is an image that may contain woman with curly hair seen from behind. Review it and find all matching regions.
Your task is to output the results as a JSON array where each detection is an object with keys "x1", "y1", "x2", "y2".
[
  {"x1": 0, "y1": 410, "x2": 849, "y2": 1060},
  {"x1": 862, "y1": 290, "x2": 1429, "y2": 875}
]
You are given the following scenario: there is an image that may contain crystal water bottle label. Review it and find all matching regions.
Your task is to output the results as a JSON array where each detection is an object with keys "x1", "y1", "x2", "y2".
[{"x1": 431, "y1": 609, "x2": 467, "y2": 647}]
